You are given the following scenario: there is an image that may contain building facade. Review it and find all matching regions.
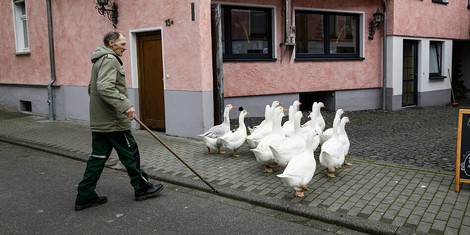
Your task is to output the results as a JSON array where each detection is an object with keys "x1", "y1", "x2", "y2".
[{"x1": 1, "y1": 0, "x2": 469, "y2": 138}]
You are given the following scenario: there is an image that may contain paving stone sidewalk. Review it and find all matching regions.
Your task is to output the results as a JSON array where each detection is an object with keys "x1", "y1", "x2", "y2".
[{"x1": 1, "y1": 106, "x2": 469, "y2": 235}]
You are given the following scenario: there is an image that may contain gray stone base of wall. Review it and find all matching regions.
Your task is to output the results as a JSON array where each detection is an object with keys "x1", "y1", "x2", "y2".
[
  {"x1": 225, "y1": 94, "x2": 299, "y2": 119},
  {"x1": 225, "y1": 88, "x2": 382, "y2": 116},
  {"x1": 388, "y1": 88, "x2": 451, "y2": 110},
  {"x1": 164, "y1": 90, "x2": 213, "y2": 138},
  {"x1": 0, "y1": 84, "x2": 452, "y2": 138},
  {"x1": 0, "y1": 84, "x2": 63, "y2": 119},
  {"x1": 331, "y1": 88, "x2": 382, "y2": 111}
]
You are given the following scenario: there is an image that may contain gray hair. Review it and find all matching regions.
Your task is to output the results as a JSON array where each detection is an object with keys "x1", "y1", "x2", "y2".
[{"x1": 103, "y1": 32, "x2": 122, "y2": 46}]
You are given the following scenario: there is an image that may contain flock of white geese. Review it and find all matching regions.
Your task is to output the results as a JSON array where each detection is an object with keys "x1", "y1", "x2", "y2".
[{"x1": 198, "y1": 101, "x2": 351, "y2": 197}]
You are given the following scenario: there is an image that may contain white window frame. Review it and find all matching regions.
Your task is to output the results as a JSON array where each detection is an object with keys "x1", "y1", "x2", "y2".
[{"x1": 12, "y1": 0, "x2": 30, "y2": 54}]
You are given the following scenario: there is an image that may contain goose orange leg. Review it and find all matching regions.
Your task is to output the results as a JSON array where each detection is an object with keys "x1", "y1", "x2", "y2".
[
  {"x1": 232, "y1": 150, "x2": 240, "y2": 157},
  {"x1": 217, "y1": 146, "x2": 226, "y2": 154},
  {"x1": 264, "y1": 165, "x2": 273, "y2": 173}
]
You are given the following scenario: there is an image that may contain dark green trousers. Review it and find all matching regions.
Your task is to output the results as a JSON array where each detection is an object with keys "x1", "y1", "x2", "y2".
[{"x1": 76, "y1": 130, "x2": 150, "y2": 204}]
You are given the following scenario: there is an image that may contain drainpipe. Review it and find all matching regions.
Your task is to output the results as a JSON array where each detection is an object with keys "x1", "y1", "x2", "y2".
[
  {"x1": 46, "y1": 0, "x2": 56, "y2": 120},
  {"x1": 382, "y1": 0, "x2": 387, "y2": 110},
  {"x1": 214, "y1": 4, "x2": 224, "y2": 123}
]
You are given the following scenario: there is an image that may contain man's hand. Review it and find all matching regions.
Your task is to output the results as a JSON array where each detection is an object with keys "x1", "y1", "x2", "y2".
[{"x1": 125, "y1": 107, "x2": 136, "y2": 119}]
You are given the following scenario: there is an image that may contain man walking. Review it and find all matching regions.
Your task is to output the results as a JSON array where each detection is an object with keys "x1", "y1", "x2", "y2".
[{"x1": 75, "y1": 32, "x2": 163, "y2": 211}]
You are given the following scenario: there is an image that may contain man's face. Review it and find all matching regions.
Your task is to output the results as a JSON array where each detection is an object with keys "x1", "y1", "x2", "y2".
[{"x1": 109, "y1": 34, "x2": 127, "y2": 57}]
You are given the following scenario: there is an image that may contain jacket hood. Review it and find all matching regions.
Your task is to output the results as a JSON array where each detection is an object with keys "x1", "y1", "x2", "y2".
[{"x1": 90, "y1": 45, "x2": 122, "y2": 64}]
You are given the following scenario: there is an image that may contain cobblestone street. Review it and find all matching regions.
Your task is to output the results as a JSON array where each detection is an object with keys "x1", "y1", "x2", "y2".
[{"x1": 0, "y1": 104, "x2": 469, "y2": 234}]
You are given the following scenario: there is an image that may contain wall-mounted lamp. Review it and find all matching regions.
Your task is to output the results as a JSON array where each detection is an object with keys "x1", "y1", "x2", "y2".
[
  {"x1": 368, "y1": 9, "x2": 384, "y2": 40},
  {"x1": 94, "y1": 0, "x2": 118, "y2": 28}
]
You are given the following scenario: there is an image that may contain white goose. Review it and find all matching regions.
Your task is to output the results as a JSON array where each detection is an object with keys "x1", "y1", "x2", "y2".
[
  {"x1": 301, "y1": 102, "x2": 326, "y2": 131},
  {"x1": 246, "y1": 101, "x2": 281, "y2": 148},
  {"x1": 320, "y1": 109, "x2": 344, "y2": 145},
  {"x1": 198, "y1": 104, "x2": 234, "y2": 153},
  {"x1": 319, "y1": 115, "x2": 348, "y2": 178},
  {"x1": 251, "y1": 106, "x2": 285, "y2": 173},
  {"x1": 271, "y1": 111, "x2": 306, "y2": 167},
  {"x1": 301, "y1": 102, "x2": 322, "y2": 140},
  {"x1": 313, "y1": 102, "x2": 326, "y2": 131},
  {"x1": 301, "y1": 102, "x2": 316, "y2": 128},
  {"x1": 218, "y1": 110, "x2": 249, "y2": 157},
  {"x1": 277, "y1": 131, "x2": 320, "y2": 197},
  {"x1": 248, "y1": 105, "x2": 269, "y2": 134},
  {"x1": 282, "y1": 100, "x2": 301, "y2": 137},
  {"x1": 338, "y1": 116, "x2": 352, "y2": 166}
]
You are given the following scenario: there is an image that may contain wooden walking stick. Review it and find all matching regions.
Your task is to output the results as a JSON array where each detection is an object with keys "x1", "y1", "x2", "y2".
[{"x1": 134, "y1": 118, "x2": 218, "y2": 193}]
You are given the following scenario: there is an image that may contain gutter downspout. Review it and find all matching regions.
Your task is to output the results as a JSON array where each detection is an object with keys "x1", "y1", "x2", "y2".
[
  {"x1": 382, "y1": 0, "x2": 387, "y2": 111},
  {"x1": 215, "y1": 4, "x2": 224, "y2": 123},
  {"x1": 46, "y1": 0, "x2": 56, "y2": 120}
]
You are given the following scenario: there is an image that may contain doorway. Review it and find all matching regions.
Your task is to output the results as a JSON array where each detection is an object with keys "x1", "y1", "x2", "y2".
[
  {"x1": 137, "y1": 31, "x2": 165, "y2": 130},
  {"x1": 402, "y1": 40, "x2": 419, "y2": 107}
]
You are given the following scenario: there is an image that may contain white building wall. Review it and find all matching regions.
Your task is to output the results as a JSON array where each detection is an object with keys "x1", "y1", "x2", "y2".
[{"x1": 387, "y1": 36, "x2": 452, "y2": 110}]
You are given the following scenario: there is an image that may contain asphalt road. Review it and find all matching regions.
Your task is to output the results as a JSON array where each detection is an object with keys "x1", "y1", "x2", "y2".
[{"x1": 0, "y1": 141, "x2": 364, "y2": 235}]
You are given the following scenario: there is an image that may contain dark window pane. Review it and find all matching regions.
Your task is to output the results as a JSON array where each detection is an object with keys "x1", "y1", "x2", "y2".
[
  {"x1": 230, "y1": 9, "x2": 268, "y2": 55},
  {"x1": 295, "y1": 10, "x2": 360, "y2": 59},
  {"x1": 329, "y1": 15, "x2": 357, "y2": 54},
  {"x1": 295, "y1": 12, "x2": 324, "y2": 54},
  {"x1": 23, "y1": 19, "x2": 28, "y2": 48},
  {"x1": 429, "y1": 42, "x2": 442, "y2": 76}
]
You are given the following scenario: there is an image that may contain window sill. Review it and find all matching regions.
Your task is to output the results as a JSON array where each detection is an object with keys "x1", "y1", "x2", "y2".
[
  {"x1": 223, "y1": 58, "x2": 277, "y2": 62},
  {"x1": 429, "y1": 76, "x2": 447, "y2": 80},
  {"x1": 15, "y1": 51, "x2": 31, "y2": 56},
  {"x1": 295, "y1": 57, "x2": 365, "y2": 62}
]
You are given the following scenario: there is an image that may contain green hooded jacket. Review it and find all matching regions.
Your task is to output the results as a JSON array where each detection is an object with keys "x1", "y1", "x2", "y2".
[{"x1": 88, "y1": 45, "x2": 133, "y2": 132}]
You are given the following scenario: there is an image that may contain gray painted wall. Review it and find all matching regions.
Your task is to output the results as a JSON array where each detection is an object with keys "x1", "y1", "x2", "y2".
[
  {"x1": 0, "y1": 84, "x2": 62, "y2": 118},
  {"x1": 387, "y1": 88, "x2": 402, "y2": 111},
  {"x1": 0, "y1": 84, "x2": 452, "y2": 138},
  {"x1": 0, "y1": 85, "x2": 141, "y2": 128},
  {"x1": 225, "y1": 94, "x2": 299, "y2": 119},
  {"x1": 62, "y1": 86, "x2": 89, "y2": 121},
  {"x1": 62, "y1": 86, "x2": 139, "y2": 128},
  {"x1": 335, "y1": 88, "x2": 382, "y2": 111},
  {"x1": 165, "y1": 90, "x2": 214, "y2": 139},
  {"x1": 389, "y1": 88, "x2": 450, "y2": 110},
  {"x1": 419, "y1": 89, "x2": 450, "y2": 107}
]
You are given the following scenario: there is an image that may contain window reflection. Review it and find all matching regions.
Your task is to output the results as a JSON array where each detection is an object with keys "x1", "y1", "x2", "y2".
[
  {"x1": 221, "y1": 6, "x2": 272, "y2": 60},
  {"x1": 295, "y1": 11, "x2": 359, "y2": 58}
]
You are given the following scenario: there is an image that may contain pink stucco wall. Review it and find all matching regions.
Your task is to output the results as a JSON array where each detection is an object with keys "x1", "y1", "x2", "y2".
[
  {"x1": 2, "y1": 0, "x2": 469, "y2": 98},
  {"x1": 221, "y1": 0, "x2": 384, "y2": 97},
  {"x1": 51, "y1": 0, "x2": 213, "y2": 92},
  {"x1": 1, "y1": 0, "x2": 213, "y2": 92},
  {"x1": 389, "y1": 0, "x2": 470, "y2": 39},
  {"x1": 1, "y1": 0, "x2": 51, "y2": 85},
  {"x1": 0, "y1": 0, "x2": 385, "y2": 97},
  {"x1": 120, "y1": 0, "x2": 213, "y2": 92}
]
